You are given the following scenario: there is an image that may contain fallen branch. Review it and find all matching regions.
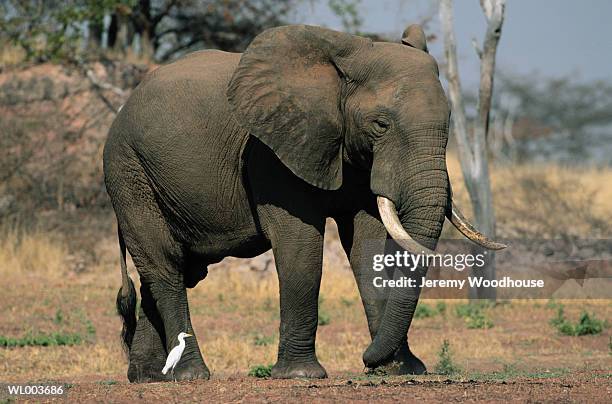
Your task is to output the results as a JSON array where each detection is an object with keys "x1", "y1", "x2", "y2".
[{"x1": 85, "y1": 69, "x2": 126, "y2": 113}]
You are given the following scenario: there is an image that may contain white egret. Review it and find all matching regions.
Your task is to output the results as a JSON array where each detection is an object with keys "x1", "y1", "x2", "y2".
[{"x1": 162, "y1": 332, "x2": 192, "y2": 380}]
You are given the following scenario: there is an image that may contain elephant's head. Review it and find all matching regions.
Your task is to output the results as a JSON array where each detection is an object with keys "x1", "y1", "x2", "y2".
[{"x1": 228, "y1": 24, "x2": 505, "y2": 367}]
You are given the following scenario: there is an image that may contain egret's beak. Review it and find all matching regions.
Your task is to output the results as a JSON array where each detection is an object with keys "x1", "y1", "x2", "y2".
[{"x1": 185, "y1": 333, "x2": 193, "y2": 337}]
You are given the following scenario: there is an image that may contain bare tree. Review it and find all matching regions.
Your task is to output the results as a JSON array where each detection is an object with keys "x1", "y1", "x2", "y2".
[{"x1": 440, "y1": 0, "x2": 506, "y2": 300}]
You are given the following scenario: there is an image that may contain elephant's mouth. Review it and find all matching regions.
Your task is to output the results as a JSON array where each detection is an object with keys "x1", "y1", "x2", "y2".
[{"x1": 376, "y1": 195, "x2": 507, "y2": 255}]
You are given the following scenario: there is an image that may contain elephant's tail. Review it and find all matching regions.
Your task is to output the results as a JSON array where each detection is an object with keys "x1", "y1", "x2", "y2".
[{"x1": 116, "y1": 225, "x2": 137, "y2": 353}]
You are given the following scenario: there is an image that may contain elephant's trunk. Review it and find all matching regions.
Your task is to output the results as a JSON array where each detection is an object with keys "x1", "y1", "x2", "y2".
[
  {"x1": 364, "y1": 121, "x2": 507, "y2": 367},
  {"x1": 365, "y1": 123, "x2": 450, "y2": 367}
]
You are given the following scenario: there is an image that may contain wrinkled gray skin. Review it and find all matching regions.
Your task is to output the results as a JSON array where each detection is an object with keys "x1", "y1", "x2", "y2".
[{"x1": 104, "y1": 24, "x2": 452, "y2": 382}]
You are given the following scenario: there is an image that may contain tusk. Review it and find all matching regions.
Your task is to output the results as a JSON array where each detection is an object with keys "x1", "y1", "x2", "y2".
[
  {"x1": 377, "y1": 196, "x2": 437, "y2": 256},
  {"x1": 447, "y1": 201, "x2": 508, "y2": 250}
]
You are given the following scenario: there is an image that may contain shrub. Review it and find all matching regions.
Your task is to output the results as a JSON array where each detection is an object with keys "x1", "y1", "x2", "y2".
[
  {"x1": 318, "y1": 311, "x2": 331, "y2": 326},
  {"x1": 574, "y1": 312, "x2": 605, "y2": 336},
  {"x1": 414, "y1": 303, "x2": 437, "y2": 319},
  {"x1": 466, "y1": 312, "x2": 494, "y2": 329},
  {"x1": 455, "y1": 303, "x2": 493, "y2": 329},
  {"x1": 550, "y1": 306, "x2": 605, "y2": 336},
  {"x1": 434, "y1": 340, "x2": 461, "y2": 375},
  {"x1": 414, "y1": 302, "x2": 447, "y2": 319},
  {"x1": 248, "y1": 364, "x2": 273, "y2": 378}
]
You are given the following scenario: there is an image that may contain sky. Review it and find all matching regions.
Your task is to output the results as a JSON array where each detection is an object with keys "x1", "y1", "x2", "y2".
[{"x1": 293, "y1": 0, "x2": 612, "y2": 87}]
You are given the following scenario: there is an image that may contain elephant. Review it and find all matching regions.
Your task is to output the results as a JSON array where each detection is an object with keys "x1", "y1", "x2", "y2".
[{"x1": 103, "y1": 23, "x2": 506, "y2": 383}]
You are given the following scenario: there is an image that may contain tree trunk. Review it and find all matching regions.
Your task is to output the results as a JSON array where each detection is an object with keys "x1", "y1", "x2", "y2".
[
  {"x1": 440, "y1": 0, "x2": 506, "y2": 301},
  {"x1": 88, "y1": 20, "x2": 103, "y2": 51}
]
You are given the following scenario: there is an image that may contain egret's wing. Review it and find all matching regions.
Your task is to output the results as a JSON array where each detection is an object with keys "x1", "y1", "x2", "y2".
[{"x1": 162, "y1": 346, "x2": 181, "y2": 374}]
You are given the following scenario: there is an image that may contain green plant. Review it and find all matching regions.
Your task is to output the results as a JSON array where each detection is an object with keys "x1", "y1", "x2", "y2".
[
  {"x1": 248, "y1": 364, "x2": 273, "y2": 378},
  {"x1": 574, "y1": 312, "x2": 605, "y2": 335},
  {"x1": 0, "y1": 331, "x2": 84, "y2": 347},
  {"x1": 262, "y1": 297, "x2": 274, "y2": 311},
  {"x1": 550, "y1": 307, "x2": 605, "y2": 336},
  {"x1": 74, "y1": 309, "x2": 96, "y2": 340},
  {"x1": 436, "y1": 301, "x2": 447, "y2": 315},
  {"x1": 340, "y1": 297, "x2": 354, "y2": 307},
  {"x1": 328, "y1": 0, "x2": 363, "y2": 34},
  {"x1": 253, "y1": 334, "x2": 275, "y2": 346},
  {"x1": 53, "y1": 309, "x2": 64, "y2": 324},
  {"x1": 466, "y1": 311, "x2": 494, "y2": 329},
  {"x1": 455, "y1": 303, "x2": 493, "y2": 329},
  {"x1": 414, "y1": 301, "x2": 448, "y2": 319},
  {"x1": 85, "y1": 319, "x2": 96, "y2": 337},
  {"x1": 434, "y1": 339, "x2": 461, "y2": 375},
  {"x1": 414, "y1": 303, "x2": 437, "y2": 319},
  {"x1": 318, "y1": 310, "x2": 331, "y2": 326},
  {"x1": 455, "y1": 303, "x2": 476, "y2": 318},
  {"x1": 318, "y1": 295, "x2": 331, "y2": 326}
]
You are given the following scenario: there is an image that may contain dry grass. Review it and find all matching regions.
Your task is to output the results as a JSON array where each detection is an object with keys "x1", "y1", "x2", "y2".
[
  {"x1": 0, "y1": 42, "x2": 27, "y2": 68},
  {"x1": 0, "y1": 160, "x2": 611, "y2": 382},
  {"x1": 1, "y1": 259, "x2": 610, "y2": 382},
  {"x1": 445, "y1": 155, "x2": 612, "y2": 239},
  {"x1": 0, "y1": 227, "x2": 67, "y2": 276}
]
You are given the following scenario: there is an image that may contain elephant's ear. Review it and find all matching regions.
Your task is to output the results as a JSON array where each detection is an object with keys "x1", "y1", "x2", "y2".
[
  {"x1": 227, "y1": 25, "x2": 370, "y2": 190},
  {"x1": 401, "y1": 24, "x2": 428, "y2": 53}
]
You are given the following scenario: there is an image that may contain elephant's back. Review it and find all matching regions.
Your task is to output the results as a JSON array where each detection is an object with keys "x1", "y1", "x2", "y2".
[
  {"x1": 138, "y1": 50, "x2": 242, "y2": 89},
  {"x1": 112, "y1": 49, "x2": 244, "y2": 148},
  {"x1": 105, "y1": 50, "x2": 258, "y2": 246}
]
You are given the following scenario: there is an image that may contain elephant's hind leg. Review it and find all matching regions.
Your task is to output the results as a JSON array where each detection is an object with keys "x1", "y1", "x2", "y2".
[
  {"x1": 120, "y1": 210, "x2": 210, "y2": 382},
  {"x1": 127, "y1": 283, "x2": 169, "y2": 382},
  {"x1": 106, "y1": 155, "x2": 210, "y2": 382}
]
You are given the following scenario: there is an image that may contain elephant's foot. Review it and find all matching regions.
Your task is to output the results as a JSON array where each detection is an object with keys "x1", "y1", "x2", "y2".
[
  {"x1": 173, "y1": 358, "x2": 211, "y2": 381},
  {"x1": 366, "y1": 343, "x2": 426, "y2": 376},
  {"x1": 128, "y1": 362, "x2": 172, "y2": 383},
  {"x1": 128, "y1": 357, "x2": 210, "y2": 382},
  {"x1": 271, "y1": 359, "x2": 328, "y2": 379},
  {"x1": 173, "y1": 365, "x2": 211, "y2": 381}
]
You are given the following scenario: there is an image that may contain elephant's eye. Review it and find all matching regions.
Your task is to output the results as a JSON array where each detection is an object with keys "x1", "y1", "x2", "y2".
[{"x1": 372, "y1": 119, "x2": 390, "y2": 134}]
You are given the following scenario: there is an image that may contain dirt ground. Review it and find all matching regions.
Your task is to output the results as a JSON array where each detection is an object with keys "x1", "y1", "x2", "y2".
[{"x1": 1, "y1": 371, "x2": 594, "y2": 403}]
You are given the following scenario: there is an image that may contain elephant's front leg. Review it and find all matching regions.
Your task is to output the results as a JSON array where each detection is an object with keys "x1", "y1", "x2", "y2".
[
  {"x1": 264, "y1": 209, "x2": 327, "y2": 379},
  {"x1": 336, "y1": 208, "x2": 426, "y2": 375}
]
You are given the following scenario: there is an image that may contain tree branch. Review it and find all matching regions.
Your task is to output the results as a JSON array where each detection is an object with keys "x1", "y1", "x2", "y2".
[{"x1": 85, "y1": 69, "x2": 127, "y2": 113}]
